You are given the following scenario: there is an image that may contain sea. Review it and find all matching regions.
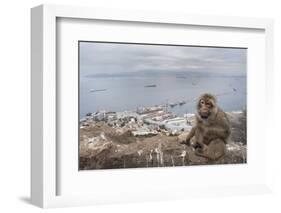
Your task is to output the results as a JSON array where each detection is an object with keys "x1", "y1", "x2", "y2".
[{"x1": 79, "y1": 75, "x2": 246, "y2": 119}]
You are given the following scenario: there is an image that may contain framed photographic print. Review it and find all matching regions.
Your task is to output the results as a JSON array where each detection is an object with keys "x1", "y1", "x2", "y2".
[
  {"x1": 78, "y1": 41, "x2": 247, "y2": 170},
  {"x1": 31, "y1": 4, "x2": 274, "y2": 208}
]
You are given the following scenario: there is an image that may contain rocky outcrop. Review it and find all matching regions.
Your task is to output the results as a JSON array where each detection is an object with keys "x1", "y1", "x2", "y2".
[{"x1": 79, "y1": 111, "x2": 247, "y2": 170}]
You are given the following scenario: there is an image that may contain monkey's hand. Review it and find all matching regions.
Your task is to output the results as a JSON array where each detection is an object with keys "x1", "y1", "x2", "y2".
[
  {"x1": 180, "y1": 138, "x2": 191, "y2": 146},
  {"x1": 195, "y1": 144, "x2": 208, "y2": 153}
]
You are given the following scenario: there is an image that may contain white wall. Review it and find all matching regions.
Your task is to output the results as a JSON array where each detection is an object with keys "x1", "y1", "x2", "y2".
[{"x1": 0, "y1": 0, "x2": 280, "y2": 212}]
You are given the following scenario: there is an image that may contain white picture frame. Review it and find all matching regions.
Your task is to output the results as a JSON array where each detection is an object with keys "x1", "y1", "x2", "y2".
[{"x1": 31, "y1": 4, "x2": 274, "y2": 208}]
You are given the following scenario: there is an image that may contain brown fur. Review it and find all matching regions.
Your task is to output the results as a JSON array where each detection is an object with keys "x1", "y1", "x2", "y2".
[{"x1": 182, "y1": 93, "x2": 231, "y2": 160}]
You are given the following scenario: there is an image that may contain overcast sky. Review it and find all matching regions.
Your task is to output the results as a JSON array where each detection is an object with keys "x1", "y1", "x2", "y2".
[{"x1": 79, "y1": 42, "x2": 247, "y2": 77}]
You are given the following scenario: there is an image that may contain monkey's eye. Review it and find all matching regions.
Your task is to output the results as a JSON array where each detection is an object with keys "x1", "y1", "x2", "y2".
[{"x1": 200, "y1": 100, "x2": 205, "y2": 105}]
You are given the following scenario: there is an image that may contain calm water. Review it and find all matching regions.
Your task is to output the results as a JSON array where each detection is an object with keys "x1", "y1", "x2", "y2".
[{"x1": 79, "y1": 76, "x2": 246, "y2": 119}]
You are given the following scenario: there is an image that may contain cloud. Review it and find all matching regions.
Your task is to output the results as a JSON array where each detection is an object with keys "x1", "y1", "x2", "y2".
[{"x1": 79, "y1": 42, "x2": 247, "y2": 77}]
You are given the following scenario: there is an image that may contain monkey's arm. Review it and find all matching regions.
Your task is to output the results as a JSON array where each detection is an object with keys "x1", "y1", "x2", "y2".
[
  {"x1": 180, "y1": 127, "x2": 196, "y2": 145},
  {"x1": 186, "y1": 127, "x2": 196, "y2": 141}
]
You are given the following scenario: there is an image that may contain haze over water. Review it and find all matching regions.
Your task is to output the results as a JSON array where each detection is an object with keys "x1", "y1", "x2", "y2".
[{"x1": 79, "y1": 42, "x2": 247, "y2": 119}]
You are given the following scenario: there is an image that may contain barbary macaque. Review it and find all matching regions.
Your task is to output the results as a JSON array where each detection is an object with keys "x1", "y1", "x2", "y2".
[{"x1": 181, "y1": 93, "x2": 231, "y2": 160}]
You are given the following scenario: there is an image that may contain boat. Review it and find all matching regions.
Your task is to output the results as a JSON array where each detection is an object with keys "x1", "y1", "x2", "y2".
[
  {"x1": 144, "y1": 84, "x2": 157, "y2": 88},
  {"x1": 169, "y1": 103, "x2": 178, "y2": 107},
  {"x1": 179, "y1": 101, "x2": 186, "y2": 106},
  {"x1": 90, "y1": 89, "x2": 107, "y2": 92}
]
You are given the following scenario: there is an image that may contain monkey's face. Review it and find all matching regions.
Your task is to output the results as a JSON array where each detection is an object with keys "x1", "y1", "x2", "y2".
[{"x1": 197, "y1": 95, "x2": 217, "y2": 119}]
